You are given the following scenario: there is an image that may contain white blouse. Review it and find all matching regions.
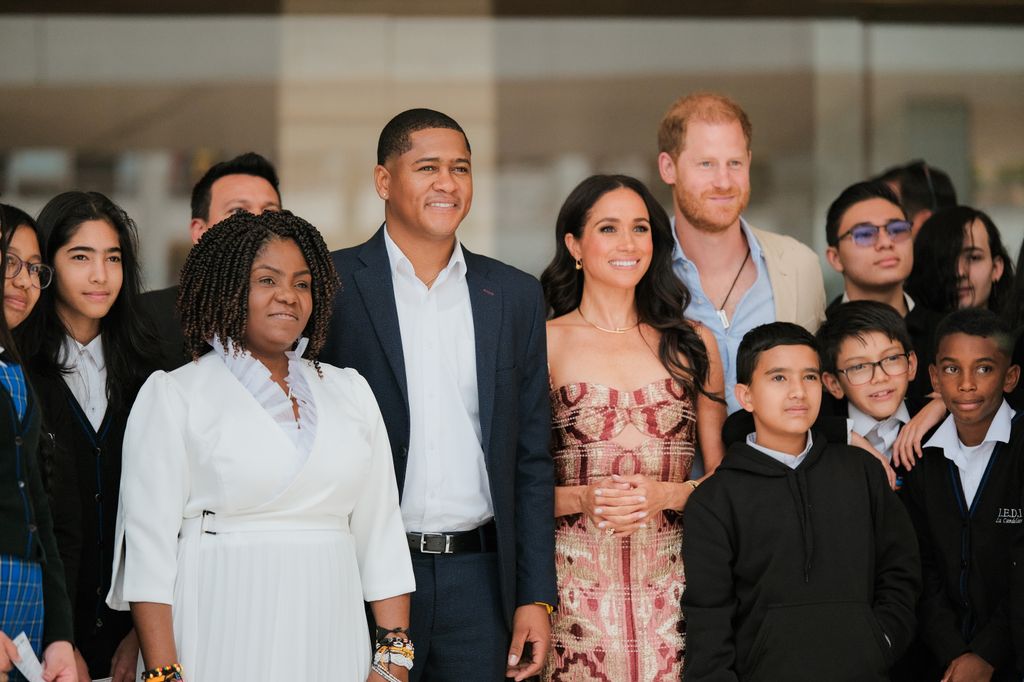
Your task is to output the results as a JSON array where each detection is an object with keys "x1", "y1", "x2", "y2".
[{"x1": 210, "y1": 336, "x2": 317, "y2": 466}]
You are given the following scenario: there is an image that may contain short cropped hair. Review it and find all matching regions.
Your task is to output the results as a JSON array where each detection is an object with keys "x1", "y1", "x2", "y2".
[
  {"x1": 736, "y1": 322, "x2": 819, "y2": 385},
  {"x1": 816, "y1": 301, "x2": 913, "y2": 374},
  {"x1": 376, "y1": 108, "x2": 471, "y2": 166},
  {"x1": 895, "y1": 160, "x2": 957, "y2": 219},
  {"x1": 657, "y1": 92, "x2": 752, "y2": 160},
  {"x1": 825, "y1": 180, "x2": 903, "y2": 247},
  {"x1": 934, "y1": 307, "x2": 1015, "y2": 359},
  {"x1": 190, "y1": 152, "x2": 281, "y2": 221}
]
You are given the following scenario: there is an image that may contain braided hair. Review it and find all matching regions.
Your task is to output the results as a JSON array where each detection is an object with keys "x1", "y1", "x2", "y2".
[{"x1": 177, "y1": 211, "x2": 339, "y2": 372}]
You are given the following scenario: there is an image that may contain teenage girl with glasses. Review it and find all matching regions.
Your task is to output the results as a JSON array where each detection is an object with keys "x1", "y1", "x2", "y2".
[{"x1": 0, "y1": 203, "x2": 76, "y2": 682}]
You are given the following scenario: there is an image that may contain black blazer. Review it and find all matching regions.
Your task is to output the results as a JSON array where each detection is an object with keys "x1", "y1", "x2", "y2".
[
  {"x1": 320, "y1": 226, "x2": 557, "y2": 625},
  {"x1": 138, "y1": 285, "x2": 189, "y2": 371}
]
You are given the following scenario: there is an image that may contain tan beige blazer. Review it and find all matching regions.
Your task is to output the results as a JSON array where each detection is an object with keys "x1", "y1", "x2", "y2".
[{"x1": 751, "y1": 225, "x2": 827, "y2": 333}]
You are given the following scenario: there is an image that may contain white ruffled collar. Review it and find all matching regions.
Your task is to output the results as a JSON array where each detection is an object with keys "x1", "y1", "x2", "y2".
[{"x1": 210, "y1": 336, "x2": 318, "y2": 458}]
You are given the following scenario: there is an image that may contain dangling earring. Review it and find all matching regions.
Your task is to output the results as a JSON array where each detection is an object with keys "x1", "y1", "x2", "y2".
[{"x1": 575, "y1": 258, "x2": 583, "y2": 271}]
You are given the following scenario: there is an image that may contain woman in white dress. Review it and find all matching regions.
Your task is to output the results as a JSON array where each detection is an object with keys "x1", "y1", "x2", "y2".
[{"x1": 106, "y1": 211, "x2": 415, "y2": 682}]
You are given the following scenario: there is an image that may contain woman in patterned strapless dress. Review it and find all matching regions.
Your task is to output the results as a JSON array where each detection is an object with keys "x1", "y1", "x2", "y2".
[{"x1": 539, "y1": 175, "x2": 726, "y2": 681}]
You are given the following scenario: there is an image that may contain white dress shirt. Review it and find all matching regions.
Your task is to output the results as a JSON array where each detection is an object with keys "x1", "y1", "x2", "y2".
[
  {"x1": 848, "y1": 401, "x2": 911, "y2": 462},
  {"x1": 384, "y1": 227, "x2": 493, "y2": 533},
  {"x1": 840, "y1": 291, "x2": 916, "y2": 313},
  {"x1": 924, "y1": 399, "x2": 1014, "y2": 507},
  {"x1": 746, "y1": 431, "x2": 814, "y2": 470},
  {"x1": 59, "y1": 334, "x2": 107, "y2": 430}
]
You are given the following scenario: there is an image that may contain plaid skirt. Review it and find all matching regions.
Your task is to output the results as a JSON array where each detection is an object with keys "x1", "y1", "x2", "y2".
[{"x1": 0, "y1": 554, "x2": 44, "y2": 682}]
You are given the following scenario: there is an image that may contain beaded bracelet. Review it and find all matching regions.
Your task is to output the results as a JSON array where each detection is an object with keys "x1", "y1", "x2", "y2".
[
  {"x1": 141, "y1": 663, "x2": 184, "y2": 681},
  {"x1": 371, "y1": 662, "x2": 403, "y2": 682}
]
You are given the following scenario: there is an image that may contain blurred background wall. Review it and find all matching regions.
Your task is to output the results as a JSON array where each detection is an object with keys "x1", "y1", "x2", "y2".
[{"x1": 2, "y1": 2, "x2": 1023, "y2": 300}]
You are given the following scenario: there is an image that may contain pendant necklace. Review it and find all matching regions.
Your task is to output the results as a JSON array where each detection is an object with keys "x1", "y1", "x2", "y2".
[
  {"x1": 577, "y1": 306, "x2": 639, "y2": 334},
  {"x1": 716, "y1": 246, "x2": 750, "y2": 330}
]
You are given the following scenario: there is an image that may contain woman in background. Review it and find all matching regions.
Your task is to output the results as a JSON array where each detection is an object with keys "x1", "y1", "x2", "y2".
[
  {"x1": 26, "y1": 192, "x2": 159, "y2": 682},
  {"x1": 0, "y1": 203, "x2": 76, "y2": 682},
  {"x1": 540, "y1": 175, "x2": 725, "y2": 680}
]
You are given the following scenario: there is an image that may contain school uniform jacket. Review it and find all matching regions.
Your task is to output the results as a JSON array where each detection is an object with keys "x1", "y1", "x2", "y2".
[
  {"x1": 902, "y1": 411, "x2": 1024, "y2": 678},
  {"x1": 0, "y1": 369, "x2": 73, "y2": 645},
  {"x1": 33, "y1": 372, "x2": 134, "y2": 674}
]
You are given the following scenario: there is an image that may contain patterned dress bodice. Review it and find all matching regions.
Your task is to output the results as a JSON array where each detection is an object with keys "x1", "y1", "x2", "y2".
[
  {"x1": 551, "y1": 378, "x2": 696, "y2": 486},
  {"x1": 544, "y1": 378, "x2": 697, "y2": 682}
]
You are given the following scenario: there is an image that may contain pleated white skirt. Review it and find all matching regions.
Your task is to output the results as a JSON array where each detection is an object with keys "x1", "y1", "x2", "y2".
[{"x1": 170, "y1": 527, "x2": 370, "y2": 681}]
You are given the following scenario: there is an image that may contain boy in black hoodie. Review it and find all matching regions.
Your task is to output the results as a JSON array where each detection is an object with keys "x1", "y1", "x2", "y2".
[
  {"x1": 902, "y1": 308, "x2": 1023, "y2": 681},
  {"x1": 682, "y1": 322, "x2": 921, "y2": 682}
]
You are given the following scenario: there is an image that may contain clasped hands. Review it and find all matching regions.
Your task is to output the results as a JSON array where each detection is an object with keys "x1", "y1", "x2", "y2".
[{"x1": 581, "y1": 474, "x2": 677, "y2": 538}]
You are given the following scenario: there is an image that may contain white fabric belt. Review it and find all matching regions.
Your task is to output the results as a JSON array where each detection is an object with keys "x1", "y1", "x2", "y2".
[{"x1": 180, "y1": 512, "x2": 349, "y2": 536}]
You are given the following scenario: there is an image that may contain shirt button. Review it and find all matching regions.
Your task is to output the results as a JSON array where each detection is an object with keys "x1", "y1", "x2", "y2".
[
  {"x1": 95, "y1": 493, "x2": 102, "y2": 502},
  {"x1": 27, "y1": 524, "x2": 37, "y2": 533},
  {"x1": 95, "y1": 447, "x2": 102, "y2": 457},
  {"x1": 14, "y1": 436, "x2": 22, "y2": 446},
  {"x1": 95, "y1": 618, "x2": 103, "y2": 629},
  {"x1": 18, "y1": 480, "x2": 25, "y2": 489}
]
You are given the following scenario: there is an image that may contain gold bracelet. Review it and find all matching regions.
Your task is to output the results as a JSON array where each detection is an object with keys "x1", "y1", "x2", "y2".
[{"x1": 686, "y1": 480, "x2": 699, "y2": 491}]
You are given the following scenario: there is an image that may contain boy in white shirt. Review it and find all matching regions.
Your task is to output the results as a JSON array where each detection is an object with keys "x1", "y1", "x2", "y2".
[{"x1": 902, "y1": 307, "x2": 1022, "y2": 681}]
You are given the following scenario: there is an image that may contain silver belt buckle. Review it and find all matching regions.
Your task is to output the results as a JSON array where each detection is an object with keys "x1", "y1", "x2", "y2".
[{"x1": 419, "y1": 532, "x2": 453, "y2": 554}]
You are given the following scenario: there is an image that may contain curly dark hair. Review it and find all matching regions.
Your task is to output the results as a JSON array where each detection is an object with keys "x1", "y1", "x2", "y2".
[
  {"x1": 177, "y1": 210, "x2": 339, "y2": 371},
  {"x1": 540, "y1": 174, "x2": 719, "y2": 403}
]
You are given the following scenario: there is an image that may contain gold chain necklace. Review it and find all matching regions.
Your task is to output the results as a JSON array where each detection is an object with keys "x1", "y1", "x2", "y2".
[{"x1": 577, "y1": 306, "x2": 639, "y2": 334}]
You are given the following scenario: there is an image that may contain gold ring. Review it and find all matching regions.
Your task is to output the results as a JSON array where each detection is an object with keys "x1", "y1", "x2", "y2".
[{"x1": 605, "y1": 528, "x2": 615, "y2": 537}]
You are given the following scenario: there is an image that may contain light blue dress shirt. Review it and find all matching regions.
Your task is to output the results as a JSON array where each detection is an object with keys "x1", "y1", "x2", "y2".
[{"x1": 672, "y1": 217, "x2": 776, "y2": 415}]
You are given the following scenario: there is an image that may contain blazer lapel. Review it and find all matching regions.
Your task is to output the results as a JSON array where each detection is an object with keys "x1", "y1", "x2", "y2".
[
  {"x1": 754, "y1": 226, "x2": 797, "y2": 323},
  {"x1": 353, "y1": 227, "x2": 409, "y2": 406},
  {"x1": 465, "y1": 248, "x2": 500, "y2": 459}
]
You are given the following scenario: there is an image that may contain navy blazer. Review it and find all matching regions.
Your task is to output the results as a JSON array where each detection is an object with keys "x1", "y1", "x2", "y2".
[{"x1": 320, "y1": 226, "x2": 557, "y2": 625}]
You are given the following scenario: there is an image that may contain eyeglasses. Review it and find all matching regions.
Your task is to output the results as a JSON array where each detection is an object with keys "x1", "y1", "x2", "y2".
[
  {"x1": 837, "y1": 353, "x2": 911, "y2": 386},
  {"x1": 4, "y1": 254, "x2": 54, "y2": 289},
  {"x1": 836, "y1": 220, "x2": 913, "y2": 247}
]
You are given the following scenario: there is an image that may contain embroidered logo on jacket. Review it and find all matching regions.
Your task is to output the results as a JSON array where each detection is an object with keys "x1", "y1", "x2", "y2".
[{"x1": 996, "y1": 508, "x2": 1023, "y2": 525}]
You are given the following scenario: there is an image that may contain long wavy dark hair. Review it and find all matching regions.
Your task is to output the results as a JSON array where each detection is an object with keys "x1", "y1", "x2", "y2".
[
  {"x1": 540, "y1": 174, "x2": 718, "y2": 402},
  {"x1": 906, "y1": 206, "x2": 1012, "y2": 317},
  {"x1": 26, "y1": 191, "x2": 160, "y2": 415}
]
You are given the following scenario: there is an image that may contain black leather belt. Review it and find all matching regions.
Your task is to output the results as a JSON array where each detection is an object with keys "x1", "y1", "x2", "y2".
[{"x1": 407, "y1": 520, "x2": 496, "y2": 555}]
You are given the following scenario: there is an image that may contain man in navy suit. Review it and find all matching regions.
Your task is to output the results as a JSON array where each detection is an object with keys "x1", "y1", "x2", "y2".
[{"x1": 320, "y1": 109, "x2": 555, "y2": 681}]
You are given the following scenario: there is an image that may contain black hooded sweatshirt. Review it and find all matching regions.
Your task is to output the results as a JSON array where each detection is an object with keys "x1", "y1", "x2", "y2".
[{"x1": 682, "y1": 432, "x2": 921, "y2": 682}]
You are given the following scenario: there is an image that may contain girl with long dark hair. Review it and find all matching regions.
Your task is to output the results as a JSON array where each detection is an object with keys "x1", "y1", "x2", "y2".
[
  {"x1": 906, "y1": 206, "x2": 1012, "y2": 316},
  {"x1": 540, "y1": 174, "x2": 725, "y2": 679},
  {"x1": 24, "y1": 192, "x2": 160, "y2": 682},
  {"x1": 0, "y1": 203, "x2": 76, "y2": 681}
]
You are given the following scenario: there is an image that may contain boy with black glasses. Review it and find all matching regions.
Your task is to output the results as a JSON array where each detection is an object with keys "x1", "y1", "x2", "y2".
[
  {"x1": 824, "y1": 180, "x2": 941, "y2": 404},
  {"x1": 818, "y1": 300, "x2": 921, "y2": 486}
]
